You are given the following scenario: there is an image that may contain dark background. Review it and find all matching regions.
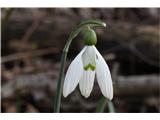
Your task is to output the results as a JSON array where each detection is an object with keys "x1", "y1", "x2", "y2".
[{"x1": 1, "y1": 8, "x2": 160, "y2": 113}]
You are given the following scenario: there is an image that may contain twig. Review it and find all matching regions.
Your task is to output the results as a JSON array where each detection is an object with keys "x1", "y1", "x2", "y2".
[
  {"x1": 1, "y1": 47, "x2": 59, "y2": 63},
  {"x1": 21, "y1": 9, "x2": 44, "y2": 43},
  {"x1": 21, "y1": 20, "x2": 40, "y2": 43},
  {"x1": 2, "y1": 8, "x2": 14, "y2": 32},
  {"x1": 120, "y1": 40, "x2": 160, "y2": 67}
]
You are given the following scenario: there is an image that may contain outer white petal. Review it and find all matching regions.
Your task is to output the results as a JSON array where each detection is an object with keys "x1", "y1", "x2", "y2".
[
  {"x1": 94, "y1": 46, "x2": 113, "y2": 100},
  {"x1": 63, "y1": 47, "x2": 86, "y2": 97},
  {"x1": 79, "y1": 70, "x2": 95, "y2": 98}
]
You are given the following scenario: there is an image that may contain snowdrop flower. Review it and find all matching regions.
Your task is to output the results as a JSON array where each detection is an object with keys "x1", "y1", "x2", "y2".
[{"x1": 63, "y1": 28, "x2": 113, "y2": 100}]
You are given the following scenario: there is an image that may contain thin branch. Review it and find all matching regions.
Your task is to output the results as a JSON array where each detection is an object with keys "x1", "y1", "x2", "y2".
[
  {"x1": 2, "y1": 8, "x2": 14, "y2": 32},
  {"x1": 1, "y1": 47, "x2": 59, "y2": 63}
]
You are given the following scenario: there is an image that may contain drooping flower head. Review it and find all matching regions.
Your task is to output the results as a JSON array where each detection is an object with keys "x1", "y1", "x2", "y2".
[{"x1": 63, "y1": 27, "x2": 113, "y2": 100}]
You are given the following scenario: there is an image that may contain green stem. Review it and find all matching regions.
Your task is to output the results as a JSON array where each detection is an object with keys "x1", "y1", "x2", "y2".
[
  {"x1": 96, "y1": 96, "x2": 115, "y2": 113},
  {"x1": 107, "y1": 100, "x2": 115, "y2": 113},
  {"x1": 96, "y1": 96, "x2": 107, "y2": 112},
  {"x1": 53, "y1": 20, "x2": 106, "y2": 112}
]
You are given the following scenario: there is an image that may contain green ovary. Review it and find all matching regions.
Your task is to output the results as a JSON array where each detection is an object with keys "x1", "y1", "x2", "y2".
[
  {"x1": 83, "y1": 29, "x2": 97, "y2": 46},
  {"x1": 84, "y1": 64, "x2": 96, "y2": 71}
]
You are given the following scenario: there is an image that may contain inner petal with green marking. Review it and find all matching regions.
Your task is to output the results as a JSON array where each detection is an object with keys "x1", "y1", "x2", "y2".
[
  {"x1": 82, "y1": 46, "x2": 96, "y2": 71},
  {"x1": 84, "y1": 64, "x2": 96, "y2": 71}
]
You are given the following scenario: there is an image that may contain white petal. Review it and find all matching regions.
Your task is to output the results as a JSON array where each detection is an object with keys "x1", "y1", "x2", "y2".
[
  {"x1": 82, "y1": 46, "x2": 96, "y2": 71},
  {"x1": 94, "y1": 46, "x2": 113, "y2": 100},
  {"x1": 63, "y1": 47, "x2": 86, "y2": 97},
  {"x1": 79, "y1": 70, "x2": 95, "y2": 98}
]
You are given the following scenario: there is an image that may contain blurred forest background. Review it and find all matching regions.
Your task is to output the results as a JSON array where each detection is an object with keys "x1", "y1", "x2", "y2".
[{"x1": 1, "y1": 8, "x2": 160, "y2": 113}]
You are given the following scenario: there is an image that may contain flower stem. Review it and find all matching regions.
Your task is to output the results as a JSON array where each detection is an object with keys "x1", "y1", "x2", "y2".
[
  {"x1": 96, "y1": 96, "x2": 115, "y2": 113},
  {"x1": 96, "y1": 96, "x2": 107, "y2": 112},
  {"x1": 53, "y1": 20, "x2": 106, "y2": 112},
  {"x1": 107, "y1": 100, "x2": 115, "y2": 113}
]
